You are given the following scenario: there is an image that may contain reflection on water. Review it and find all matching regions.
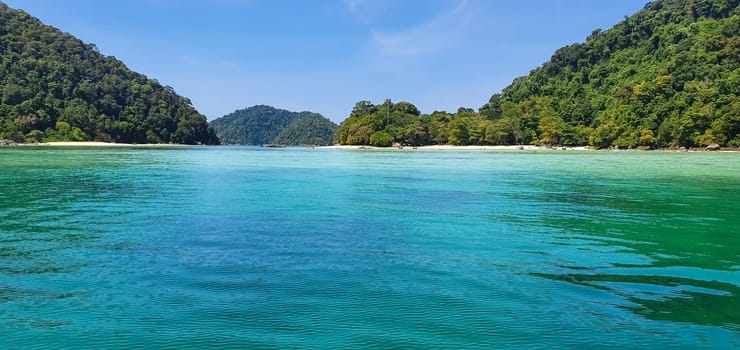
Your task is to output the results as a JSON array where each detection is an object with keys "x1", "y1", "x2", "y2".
[
  {"x1": 513, "y1": 154, "x2": 739, "y2": 334},
  {"x1": 533, "y1": 272, "x2": 739, "y2": 329}
]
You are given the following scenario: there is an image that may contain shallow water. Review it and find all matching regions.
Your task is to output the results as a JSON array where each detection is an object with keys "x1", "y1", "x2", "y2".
[{"x1": 0, "y1": 147, "x2": 738, "y2": 348}]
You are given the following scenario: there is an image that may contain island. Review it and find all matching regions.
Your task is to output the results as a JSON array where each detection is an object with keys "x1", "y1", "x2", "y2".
[{"x1": 210, "y1": 105, "x2": 337, "y2": 146}]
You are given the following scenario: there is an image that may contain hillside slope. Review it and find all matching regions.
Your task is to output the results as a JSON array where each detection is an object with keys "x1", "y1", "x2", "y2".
[
  {"x1": 273, "y1": 114, "x2": 338, "y2": 146},
  {"x1": 335, "y1": 0, "x2": 738, "y2": 148},
  {"x1": 479, "y1": 0, "x2": 739, "y2": 148},
  {"x1": 0, "y1": 3, "x2": 219, "y2": 144},
  {"x1": 210, "y1": 105, "x2": 337, "y2": 145}
]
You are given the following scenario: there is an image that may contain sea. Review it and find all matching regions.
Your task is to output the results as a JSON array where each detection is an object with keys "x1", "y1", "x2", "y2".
[{"x1": 0, "y1": 146, "x2": 738, "y2": 349}]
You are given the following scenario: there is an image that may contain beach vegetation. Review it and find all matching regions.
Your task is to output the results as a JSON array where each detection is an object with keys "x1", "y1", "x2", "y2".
[{"x1": 337, "y1": 0, "x2": 739, "y2": 148}]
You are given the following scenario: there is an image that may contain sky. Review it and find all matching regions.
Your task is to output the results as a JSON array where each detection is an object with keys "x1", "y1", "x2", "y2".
[{"x1": 5, "y1": 0, "x2": 649, "y2": 122}]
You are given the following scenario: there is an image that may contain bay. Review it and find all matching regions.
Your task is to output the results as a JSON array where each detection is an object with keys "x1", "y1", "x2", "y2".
[{"x1": 0, "y1": 147, "x2": 738, "y2": 349}]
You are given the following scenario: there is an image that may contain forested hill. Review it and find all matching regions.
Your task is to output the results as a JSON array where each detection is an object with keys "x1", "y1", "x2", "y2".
[
  {"x1": 0, "y1": 3, "x2": 219, "y2": 145},
  {"x1": 273, "y1": 113, "x2": 338, "y2": 146},
  {"x1": 480, "y1": 0, "x2": 739, "y2": 148},
  {"x1": 336, "y1": 0, "x2": 738, "y2": 148},
  {"x1": 210, "y1": 105, "x2": 337, "y2": 145}
]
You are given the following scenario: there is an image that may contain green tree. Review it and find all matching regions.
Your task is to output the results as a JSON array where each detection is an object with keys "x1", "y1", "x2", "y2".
[
  {"x1": 638, "y1": 129, "x2": 657, "y2": 147},
  {"x1": 696, "y1": 128, "x2": 720, "y2": 147},
  {"x1": 24, "y1": 129, "x2": 45, "y2": 143},
  {"x1": 336, "y1": 100, "x2": 423, "y2": 146},
  {"x1": 537, "y1": 111, "x2": 564, "y2": 145},
  {"x1": 369, "y1": 131, "x2": 393, "y2": 147}
]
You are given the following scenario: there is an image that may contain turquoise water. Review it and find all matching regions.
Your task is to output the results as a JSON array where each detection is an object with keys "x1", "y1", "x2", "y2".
[{"x1": 0, "y1": 147, "x2": 738, "y2": 349}]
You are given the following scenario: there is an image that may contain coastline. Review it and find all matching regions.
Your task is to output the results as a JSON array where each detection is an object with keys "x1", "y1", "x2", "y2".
[
  {"x1": 1, "y1": 141, "x2": 737, "y2": 152},
  {"x1": 318, "y1": 144, "x2": 740, "y2": 152},
  {"x1": 6, "y1": 141, "x2": 192, "y2": 147},
  {"x1": 320, "y1": 145, "x2": 592, "y2": 151}
]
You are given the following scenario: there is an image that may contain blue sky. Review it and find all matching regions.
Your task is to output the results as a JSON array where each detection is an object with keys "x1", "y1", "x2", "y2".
[{"x1": 5, "y1": 0, "x2": 648, "y2": 122}]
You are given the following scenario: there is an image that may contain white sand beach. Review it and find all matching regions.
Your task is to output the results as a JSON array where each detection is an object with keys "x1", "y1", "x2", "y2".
[
  {"x1": 320, "y1": 145, "x2": 592, "y2": 151},
  {"x1": 19, "y1": 141, "x2": 190, "y2": 147}
]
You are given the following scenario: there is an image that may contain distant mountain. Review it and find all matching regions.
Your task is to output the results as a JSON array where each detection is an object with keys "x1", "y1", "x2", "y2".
[
  {"x1": 211, "y1": 105, "x2": 337, "y2": 145},
  {"x1": 0, "y1": 3, "x2": 219, "y2": 144},
  {"x1": 273, "y1": 113, "x2": 338, "y2": 146}
]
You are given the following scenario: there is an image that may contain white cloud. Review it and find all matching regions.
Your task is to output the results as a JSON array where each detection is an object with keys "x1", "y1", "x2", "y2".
[
  {"x1": 368, "y1": 0, "x2": 477, "y2": 58},
  {"x1": 343, "y1": 0, "x2": 363, "y2": 14},
  {"x1": 342, "y1": 0, "x2": 393, "y2": 24}
]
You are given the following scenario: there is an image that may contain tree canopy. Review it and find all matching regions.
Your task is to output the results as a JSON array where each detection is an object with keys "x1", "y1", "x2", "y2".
[
  {"x1": 336, "y1": 100, "x2": 496, "y2": 146},
  {"x1": 273, "y1": 113, "x2": 338, "y2": 146},
  {"x1": 480, "y1": 0, "x2": 740, "y2": 148},
  {"x1": 0, "y1": 3, "x2": 219, "y2": 144},
  {"x1": 210, "y1": 105, "x2": 337, "y2": 145},
  {"x1": 337, "y1": 0, "x2": 739, "y2": 148}
]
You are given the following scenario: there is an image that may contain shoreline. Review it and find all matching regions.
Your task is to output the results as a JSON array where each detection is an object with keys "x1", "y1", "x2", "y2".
[
  {"x1": 319, "y1": 145, "x2": 588, "y2": 151},
  {"x1": 1, "y1": 141, "x2": 737, "y2": 152},
  {"x1": 3, "y1": 141, "x2": 192, "y2": 147},
  {"x1": 318, "y1": 144, "x2": 740, "y2": 152}
]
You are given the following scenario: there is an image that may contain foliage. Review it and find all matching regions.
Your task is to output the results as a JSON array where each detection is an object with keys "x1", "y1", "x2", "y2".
[
  {"x1": 0, "y1": 4, "x2": 219, "y2": 144},
  {"x1": 273, "y1": 113, "x2": 338, "y2": 146},
  {"x1": 338, "y1": 1, "x2": 738, "y2": 148},
  {"x1": 478, "y1": 0, "x2": 739, "y2": 148},
  {"x1": 369, "y1": 131, "x2": 393, "y2": 147},
  {"x1": 336, "y1": 100, "x2": 494, "y2": 146},
  {"x1": 210, "y1": 105, "x2": 337, "y2": 145}
]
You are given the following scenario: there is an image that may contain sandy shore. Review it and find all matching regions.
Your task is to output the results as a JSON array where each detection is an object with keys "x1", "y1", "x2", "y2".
[
  {"x1": 319, "y1": 145, "x2": 740, "y2": 152},
  {"x1": 15, "y1": 141, "x2": 190, "y2": 147},
  {"x1": 320, "y1": 145, "x2": 592, "y2": 151},
  {"x1": 5, "y1": 142, "x2": 735, "y2": 152}
]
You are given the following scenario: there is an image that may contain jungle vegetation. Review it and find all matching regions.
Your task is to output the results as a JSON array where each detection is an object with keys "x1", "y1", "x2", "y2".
[
  {"x1": 0, "y1": 3, "x2": 219, "y2": 144},
  {"x1": 210, "y1": 105, "x2": 337, "y2": 146},
  {"x1": 337, "y1": 0, "x2": 739, "y2": 148}
]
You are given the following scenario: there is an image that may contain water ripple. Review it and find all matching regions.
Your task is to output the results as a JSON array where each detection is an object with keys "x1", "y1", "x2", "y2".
[{"x1": 1, "y1": 148, "x2": 738, "y2": 349}]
